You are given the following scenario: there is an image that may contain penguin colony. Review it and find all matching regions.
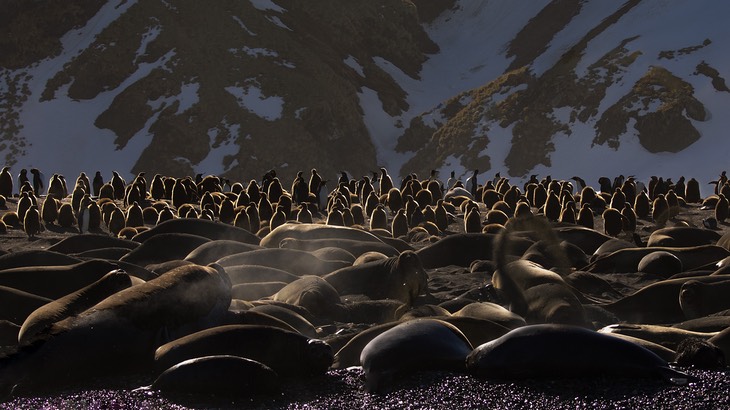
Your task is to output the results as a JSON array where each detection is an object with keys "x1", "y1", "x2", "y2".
[{"x1": 0, "y1": 166, "x2": 729, "y2": 407}]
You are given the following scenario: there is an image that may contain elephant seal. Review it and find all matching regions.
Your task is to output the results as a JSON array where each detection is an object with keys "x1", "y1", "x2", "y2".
[
  {"x1": 0, "y1": 250, "x2": 81, "y2": 271},
  {"x1": 217, "y1": 248, "x2": 349, "y2": 277},
  {"x1": 248, "y1": 304, "x2": 318, "y2": 338},
  {"x1": 184, "y1": 240, "x2": 262, "y2": 265},
  {"x1": 0, "y1": 259, "x2": 118, "y2": 299},
  {"x1": 231, "y1": 281, "x2": 287, "y2": 301},
  {"x1": 598, "y1": 324, "x2": 717, "y2": 350},
  {"x1": 0, "y1": 286, "x2": 52, "y2": 325},
  {"x1": 324, "y1": 251, "x2": 429, "y2": 306},
  {"x1": 584, "y1": 245, "x2": 730, "y2": 274},
  {"x1": 466, "y1": 324, "x2": 688, "y2": 382},
  {"x1": 415, "y1": 233, "x2": 532, "y2": 269},
  {"x1": 132, "y1": 218, "x2": 260, "y2": 244},
  {"x1": 638, "y1": 251, "x2": 683, "y2": 277},
  {"x1": 452, "y1": 302, "x2": 527, "y2": 329},
  {"x1": 360, "y1": 318, "x2": 473, "y2": 393},
  {"x1": 280, "y1": 237, "x2": 399, "y2": 258},
  {"x1": 647, "y1": 227, "x2": 722, "y2": 248},
  {"x1": 18, "y1": 269, "x2": 134, "y2": 345},
  {"x1": 119, "y1": 233, "x2": 211, "y2": 267},
  {"x1": 272, "y1": 275, "x2": 343, "y2": 319},
  {"x1": 0, "y1": 263, "x2": 232, "y2": 396},
  {"x1": 679, "y1": 279, "x2": 730, "y2": 319},
  {"x1": 72, "y1": 247, "x2": 132, "y2": 260},
  {"x1": 261, "y1": 223, "x2": 385, "y2": 248},
  {"x1": 154, "y1": 324, "x2": 332, "y2": 377},
  {"x1": 47, "y1": 234, "x2": 139, "y2": 255},
  {"x1": 311, "y1": 247, "x2": 356, "y2": 264},
  {"x1": 224, "y1": 265, "x2": 300, "y2": 285},
  {"x1": 603, "y1": 275, "x2": 730, "y2": 324},
  {"x1": 148, "y1": 355, "x2": 279, "y2": 398}
]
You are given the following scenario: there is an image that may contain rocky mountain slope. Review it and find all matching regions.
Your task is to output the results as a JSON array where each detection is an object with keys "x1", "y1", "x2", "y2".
[{"x1": 1, "y1": 0, "x2": 728, "y2": 191}]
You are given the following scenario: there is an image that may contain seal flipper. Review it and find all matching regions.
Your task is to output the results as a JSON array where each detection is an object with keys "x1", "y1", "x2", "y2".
[{"x1": 657, "y1": 366, "x2": 692, "y2": 385}]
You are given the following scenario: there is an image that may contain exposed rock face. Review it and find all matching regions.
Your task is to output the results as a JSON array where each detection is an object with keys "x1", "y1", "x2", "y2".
[
  {"x1": 0, "y1": 0, "x2": 436, "y2": 182},
  {"x1": 0, "y1": 1, "x2": 726, "y2": 183}
]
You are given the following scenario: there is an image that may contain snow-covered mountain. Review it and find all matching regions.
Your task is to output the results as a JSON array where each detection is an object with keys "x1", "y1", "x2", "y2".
[{"x1": 1, "y1": 0, "x2": 728, "y2": 196}]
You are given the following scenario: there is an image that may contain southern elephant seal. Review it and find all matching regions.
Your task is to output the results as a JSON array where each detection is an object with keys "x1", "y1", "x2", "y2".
[
  {"x1": 360, "y1": 318, "x2": 473, "y2": 393},
  {"x1": 323, "y1": 251, "x2": 429, "y2": 306},
  {"x1": 153, "y1": 324, "x2": 332, "y2": 377},
  {"x1": 0, "y1": 263, "x2": 231, "y2": 396},
  {"x1": 466, "y1": 324, "x2": 688, "y2": 382},
  {"x1": 148, "y1": 355, "x2": 279, "y2": 398}
]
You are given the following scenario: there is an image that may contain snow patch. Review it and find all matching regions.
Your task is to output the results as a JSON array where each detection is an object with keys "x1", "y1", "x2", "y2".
[
  {"x1": 343, "y1": 55, "x2": 365, "y2": 77},
  {"x1": 225, "y1": 84, "x2": 284, "y2": 121},
  {"x1": 250, "y1": 0, "x2": 285, "y2": 13}
]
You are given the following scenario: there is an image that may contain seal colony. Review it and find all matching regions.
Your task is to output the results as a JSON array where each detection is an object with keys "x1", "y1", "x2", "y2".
[{"x1": 0, "y1": 168, "x2": 729, "y2": 406}]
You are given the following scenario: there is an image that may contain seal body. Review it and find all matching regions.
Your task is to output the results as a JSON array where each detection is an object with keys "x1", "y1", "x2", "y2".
[
  {"x1": 360, "y1": 318, "x2": 473, "y2": 393},
  {"x1": 466, "y1": 324, "x2": 687, "y2": 381}
]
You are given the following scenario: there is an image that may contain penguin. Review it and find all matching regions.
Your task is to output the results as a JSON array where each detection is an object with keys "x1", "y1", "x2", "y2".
[
  {"x1": 372, "y1": 167, "x2": 392, "y2": 197},
  {"x1": 17, "y1": 191, "x2": 33, "y2": 223},
  {"x1": 87, "y1": 200, "x2": 102, "y2": 232},
  {"x1": 391, "y1": 208, "x2": 409, "y2": 238},
  {"x1": 634, "y1": 190, "x2": 651, "y2": 219},
  {"x1": 369, "y1": 204, "x2": 388, "y2": 231},
  {"x1": 621, "y1": 203, "x2": 637, "y2": 233},
  {"x1": 577, "y1": 203, "x2": 594, "y2": 229},
  {"x1": 157, "y1": 206, "x2": 175, "y2": 225},
  {"x1": 17, "y1": 169, "x2": 28, "y2": 195},
  {"x1": 291, "y1": 171, "x2": 309, "y2": 204},
  {"x1": 338, "y1": 171, "x2": 349, "y2": 187},
  {"x1": 715, "y1": 193, "x2": 729, "y2": 223},
  {"x1": 602, "y1": 208, "x2": 623, "y2": 237},
  {"x1": 76, "y1": 172, "x2": 91, "y2": 195},
  {"x1": 665, "y1": 190, "x2": 680, "y2": 218},
  {"x1": 543, "y1": 191, "x2": 561, "y2": 222},
  {"x1": 172, "y1": 178, "x2": 189, "y2": 209},
  {"x1": 386, "y1": 187, "x2": 403, "y2": 214},
  {"x1": 110, "y1": 171, "x2": 126, "y2": 201},
  {"x1": 125, "y1": 201, "x2": 144, "y2": 228},
  {"x1": 30, "y1": 168, "x2": 44, "y2": 196},
  {"x1": 108, "y1": 207, "x2": 126, "y2": 236},
  {"x1": 514, "y1": 201, "x2": 533, "y2": 220},
  {"x1": 308, "y1": 169, "x2": 322, "y2": 206},
  {"x1": 234, "y1": 209, "x2": 251, "y2": 231},
  {"x1": 99, "y1": 183, "x2": 115, "y2": 200},
  {"x1": 150, "y1": 174, "x2": 166, "y2": 200},
  {"x1": 326, "y1": 209, "x2": 344, "y2": 226},
  {"x1": 0, "y1": 167, "x2": 13, "y2": 198},
  {"x1": 466, "y1": 169, "x2": 479, "y2": 198},
  {"x1": 41, "y1": 196, "x2": 58, "y2": 226},
  {"x1": 651, "y1": 194, "x2": 669, "y2": 226},
  {"x1": 270, "y1": 205, "x2": 287, "y2": 231},
  {"x1": 47, "y1": 174, "x2": 65, "y2": 200},
  {"x1": 267, "y1": 178, "x2": 284, "y2": 203},
  {"x1": 92, "y1": 171, "x2": 104, "y2": 197},
  {"x1": 609, "y1": 188, "x2": 626, "y2": 211},
  {"x1": 464, "y1": 203, "x2": 481, "y2": 233},
  {"x1": 685, "y1": 178, "x2": 701, "y2": 203},
  {"x1": 219, "y1": 198, "x2": 235, "y2": 224},
  {"x1": 559, "y1": 201, "x2": 576, "y2": 225},
  {"x1": 77, "y1": 195, "x2": 92, "y2": 233},
  {"x1": 71, "y1": 185, "x2": 86, "y2": 216},
  {"x1": 258, "y1": 193, "x2": 273, "y2": 222},
  {"x1": 246, "y1": 203, "x2": 261, "y2": 233},
  {"x1": 446, "y1": 171, "x2": 457, "y2": 190},
  {"x1": 434, "y1": 199, "x2": 449, "y2": 231},
  {"x1": 23, "y1": 205, "x2": 41, "y2": 239},
  {"x1": 296, "y1": 203, "x2": 313, "y2": 224},
  {"x1": 58, "y1": 203, "x2": 76, "y2": 229}
]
